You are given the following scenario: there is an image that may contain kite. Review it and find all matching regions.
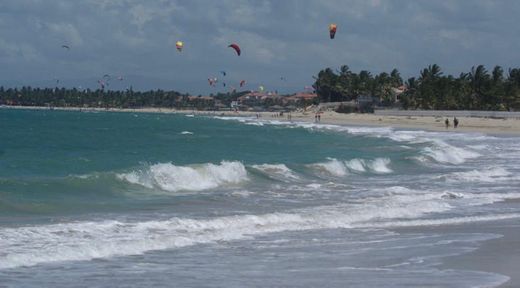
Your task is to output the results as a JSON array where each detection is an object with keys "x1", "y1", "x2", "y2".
[
  {"x1": 176, "y1": 41, "x2": 183, "y2": 52},
  {"x1": 329, "y1": 24, "x2": 337, "y2": 39},
  {"x1": 208, "y1": 77, "x2": 218, "y2": 87},
  {"x1": 228, "y1": 43, "x2": 241, "y2": 56}
]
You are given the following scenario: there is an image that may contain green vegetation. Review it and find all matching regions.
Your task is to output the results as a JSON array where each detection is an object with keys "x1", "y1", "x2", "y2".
[
  {"x1": 2, "y1": 64, "x2": 520, "y2": 111},
  {"x1": 313, "y1": 65, "x2": 520, "y2": 111},
  {"x1": 0, "y1": 87, "x2": 247, "y2": 110},
  {"x1": 314, "y1": 65, "x2": 403, "y2": 105}
]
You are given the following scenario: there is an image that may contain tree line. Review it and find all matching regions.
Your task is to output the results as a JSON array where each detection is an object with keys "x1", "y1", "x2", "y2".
[
  {"x1": 0, "y1": 86, "x2": 247, "y2": 109},
  {"x1": 313, "y1": 64, "x2": 520, "y2": 110},
  {"x1": 3, "y1": 64, "x2": 520, "y2": 111}
]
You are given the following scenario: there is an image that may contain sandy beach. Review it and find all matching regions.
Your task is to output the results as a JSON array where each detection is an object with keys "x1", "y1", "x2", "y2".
[
  {"x1": 398, "y1": 218, "x2": 520, "y2": 288},
  {"x1": 4, "y1": 105, "x2": 520, "y2": 135},
  {"x1": 256, "y1": 110, "x2": 520, "y2": 135}
]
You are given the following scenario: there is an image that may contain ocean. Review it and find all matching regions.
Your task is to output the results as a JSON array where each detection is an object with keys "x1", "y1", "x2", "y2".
[{"x1": 1, "y1": 108, "x2": 519, "y2": 287}]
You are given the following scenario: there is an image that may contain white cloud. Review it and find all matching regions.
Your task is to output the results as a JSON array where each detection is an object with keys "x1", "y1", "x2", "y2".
[
  {"x1": 0, "y1": 0, "x2": 519, "y2": 93},
  {"x1": 47, "y1": 22, "x2": 84, "y2": 46},
  {"x1": 0, "y1": 39, "x2": 41, "y2": 62},
  {"x1": 213, "y1": 28, "x2": 287, "y2": 64},
  {"x1": 128, "y1": 2, "x2": 178, "y2": 31}
]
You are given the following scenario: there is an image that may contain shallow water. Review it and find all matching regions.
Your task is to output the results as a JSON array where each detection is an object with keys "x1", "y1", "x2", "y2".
[{"x1": 1, "y1": 109, "x2": 519, "y2": 287}]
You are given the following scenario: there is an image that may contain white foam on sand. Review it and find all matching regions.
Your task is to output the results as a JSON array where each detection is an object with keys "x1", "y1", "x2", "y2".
[
  {"x1": 368, "y1": 213, "x2": 520, "y2": 229},
  {"x1": 2, "y1": 186, "x2": 519, "y2": 270},
  {"x1": 444, "y1": 167, "x2": 517, "y2": 183}
]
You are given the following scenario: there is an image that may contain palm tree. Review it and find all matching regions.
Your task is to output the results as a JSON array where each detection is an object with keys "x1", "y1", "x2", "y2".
[
  {"x1": 314, "y1": 68, "x2": 337, "y2": 102},
  {"x1": 390, "y1": 69, "x2": 403, "y2": 86},
  {"x1": 469, "y1": 65, "x2": 490, "y2": 108},
  {"x1": 419, "y1": 64, "x2": 443, "y2": 82}
]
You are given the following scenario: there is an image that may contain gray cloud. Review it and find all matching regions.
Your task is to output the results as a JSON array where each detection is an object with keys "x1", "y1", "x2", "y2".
[{"x1": 0, "y1": 0, "x2": 519, "y2": 94}]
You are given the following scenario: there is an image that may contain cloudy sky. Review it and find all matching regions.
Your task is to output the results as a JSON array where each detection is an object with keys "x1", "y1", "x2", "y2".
[{"x1": 1, "y1": 0, "x2": 519, "y2": 94}]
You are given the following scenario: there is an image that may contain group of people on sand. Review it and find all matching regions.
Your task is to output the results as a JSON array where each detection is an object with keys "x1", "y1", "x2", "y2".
[
  {"x1": 314, "y1": 113, "x2": 321, "y2": 123},
  {"x1": 445, "y1": 117, "x2": 459, "y2": 129}
]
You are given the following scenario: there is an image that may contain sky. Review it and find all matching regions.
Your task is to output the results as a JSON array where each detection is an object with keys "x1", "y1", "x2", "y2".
[{"x1": 0, "y1": 0, "x2": 519, "y2": 95}]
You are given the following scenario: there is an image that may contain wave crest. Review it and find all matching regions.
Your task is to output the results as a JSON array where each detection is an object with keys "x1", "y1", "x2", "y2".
[
  {"x1": 118, "y1": 161, "x2": 248, "y2": 192},
  {"x1": 311, "y1": 158, "x2": 348, "y2": 177},
  {"x1": 311, "y1": 158, "x2": 393, "y2": 176},
  {"x1": 251, "y1": 164, "x2": 300, "y2": 181}
]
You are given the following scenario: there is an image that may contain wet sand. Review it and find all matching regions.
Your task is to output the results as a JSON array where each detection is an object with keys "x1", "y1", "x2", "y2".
[
  {"x1": 440, "y1": 222, "x2": 520, "y2": 288},
  {"x1": 396, "y1": 219, "x2": 520, "y2": 287},
  {"x1": 257, "y1": 110, "x2": 520, "y2": 136}
]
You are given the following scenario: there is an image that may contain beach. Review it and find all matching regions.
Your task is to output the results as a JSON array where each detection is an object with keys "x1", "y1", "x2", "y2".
[
  {"x1": 255, "y1": 110, "x2": 520, "y2": 135},
  {"x1": 4, "y1": 105, "x2": 520, "y2": 135},
  {"x1": 439, "y1": 219, "x2": 520, "y2": 288},
  {"x1": 1, "y1": 106, "x2": 520, "y2": 287}
]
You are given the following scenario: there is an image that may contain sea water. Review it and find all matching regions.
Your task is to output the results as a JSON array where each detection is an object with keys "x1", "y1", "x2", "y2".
[{"x1": 1, "y1": 109, "x2": 519, "y2": 287}]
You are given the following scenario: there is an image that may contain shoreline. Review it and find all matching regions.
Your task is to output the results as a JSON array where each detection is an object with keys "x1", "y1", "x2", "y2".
[
  {"x1": 3, "y1": 105, "x2": 520, "y2": 135},
  {"x1": 4, "y1": 105, "x2": 520, "y2": 287},
  {"x1": 397, "y1": 219, "x2": 520, "y2": 288}
]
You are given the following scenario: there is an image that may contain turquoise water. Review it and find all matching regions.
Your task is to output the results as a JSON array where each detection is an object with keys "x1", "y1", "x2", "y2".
[
  {"x1": 1, "y1": 108, "x2": 520, "y2": 287},
  {"x1": 0, "y1": 109, "x2": 410, "y2": 218}
]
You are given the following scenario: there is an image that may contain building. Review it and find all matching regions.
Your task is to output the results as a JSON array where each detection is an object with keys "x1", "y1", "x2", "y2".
[{"x1": 284, "y1": 92, "x2": 318, "y2": 104}]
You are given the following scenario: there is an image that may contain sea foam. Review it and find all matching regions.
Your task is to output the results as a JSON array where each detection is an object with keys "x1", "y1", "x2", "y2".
[
  {"x1": 311, "y1": 158, "x2": 393, "y2": 176},
  {"x1": 446, "y1": 167, "x2": 515, "y2": 183},
  {"x1": 366, "y1": 158, "x2": 393, "y2": 173},
  {"x1": 252, "y1": 164, "x2": 300, "y2": 180},
  {"x1": 2, "y1": 189, "x2": 519, "y2": 270},
  {"x1": 118, "y1": 161, "x2": 248, "y2": 192},
  {"x1": 310, "y1": 158, "x2": 348, "y2": 177}
]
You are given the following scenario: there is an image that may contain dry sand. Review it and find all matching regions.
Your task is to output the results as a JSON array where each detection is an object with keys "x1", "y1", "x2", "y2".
[
  {"x1": 186, "y1": 109, "x2": 520, "y2": 135},
  {"x1": 5, "y1": 105, "x2": 520, "y2": 135}
]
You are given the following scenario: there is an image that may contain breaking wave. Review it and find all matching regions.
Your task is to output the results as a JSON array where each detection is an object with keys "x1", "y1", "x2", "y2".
[
  {"x1": 117, "y1": 161, "x2": 248, "y2": 192},
  {"x1": 3, "y1": 187, "x2": 518, "y2": 270},
  {"x1": 310, "y1": 158, "x2": 393, "y2": 176},
  {"x1": 251, "y1": 164, "x2": 300, "y2": 181}
]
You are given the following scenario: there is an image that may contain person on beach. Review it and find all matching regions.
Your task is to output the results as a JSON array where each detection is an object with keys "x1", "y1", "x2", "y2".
[
  {"x1": 315, "y1": 114, "x2": 318, "y2": 123},
  {"x1": 445, "y1": 118, "x2": 449, "y2": 128},
  {"x1": 453, "y1": 117, "x2": 459, "y2": 128}
]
